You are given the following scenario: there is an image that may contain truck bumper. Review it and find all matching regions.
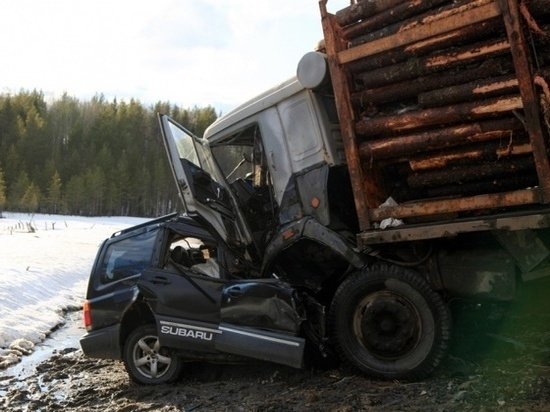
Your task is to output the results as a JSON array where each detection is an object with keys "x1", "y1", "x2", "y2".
[{"x1": 80, "y1": 324, "x2": 122, "y2": 360}]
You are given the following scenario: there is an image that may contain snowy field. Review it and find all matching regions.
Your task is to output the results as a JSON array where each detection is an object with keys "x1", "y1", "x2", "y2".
[{"x1": 0, "y1": 212, "x2": 148, "y2": 369}]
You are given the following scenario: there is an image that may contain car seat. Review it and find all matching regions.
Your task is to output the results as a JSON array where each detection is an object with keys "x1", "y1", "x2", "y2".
[{"x1": 170, "y1": 246, "x2": 193, "y2": 267}]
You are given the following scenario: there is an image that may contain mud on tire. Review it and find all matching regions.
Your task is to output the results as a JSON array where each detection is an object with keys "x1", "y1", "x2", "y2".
[
  {"x1": 329, "y1": 264, "x2": 451, "y2": 381},
  {"x1": 123, "y1": 324, "x2": 184, "y2": 385}
]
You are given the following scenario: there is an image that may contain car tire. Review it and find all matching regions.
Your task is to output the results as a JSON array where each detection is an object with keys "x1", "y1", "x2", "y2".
[
  {"x1": 329, "y1": 264, "x2": 451, "y2": 381},
  {"x1": 123, "y1": 324, "x2": 183, "y2": 385}
]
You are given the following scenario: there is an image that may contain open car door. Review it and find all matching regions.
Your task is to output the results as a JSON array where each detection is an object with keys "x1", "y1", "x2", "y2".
[{"x1": 158, "y1": 114, "x2": 252, "y2": 249}]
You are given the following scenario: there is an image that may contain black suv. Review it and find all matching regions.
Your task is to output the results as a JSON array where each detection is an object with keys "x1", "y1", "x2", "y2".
[{"x1": 80, "y1": 213, "x2": 305, "y2": 384}]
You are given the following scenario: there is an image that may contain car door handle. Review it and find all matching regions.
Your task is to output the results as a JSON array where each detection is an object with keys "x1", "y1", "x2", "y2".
[
  {"x1": 150, "y1": 276, "x2": 170, "y2": 285},
  {"x1": 228, "y1": 287, "x2": 243, "y2": 298}
]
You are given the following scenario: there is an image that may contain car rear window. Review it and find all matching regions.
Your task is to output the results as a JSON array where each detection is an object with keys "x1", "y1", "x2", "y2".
[{"x1": 99, "y1": 229, "x2": 158, "y2": 284}]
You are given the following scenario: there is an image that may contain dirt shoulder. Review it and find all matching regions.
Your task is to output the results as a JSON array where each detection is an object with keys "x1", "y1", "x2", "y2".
[{"x1": 1, "y1": 291, "x2": 549, "y2": 411}]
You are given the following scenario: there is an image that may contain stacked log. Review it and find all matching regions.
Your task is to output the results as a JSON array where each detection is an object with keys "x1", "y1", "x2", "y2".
[{"x1": 320, "y1": 0, "x2": 550, "y2": 228}]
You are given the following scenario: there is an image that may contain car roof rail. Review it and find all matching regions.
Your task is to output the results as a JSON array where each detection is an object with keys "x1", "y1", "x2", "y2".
[{"x1": 111, "y1": 212, "x2": 179, "y2": 238}]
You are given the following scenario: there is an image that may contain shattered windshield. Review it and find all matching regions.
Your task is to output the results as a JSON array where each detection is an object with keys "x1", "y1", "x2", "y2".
[
  {"x1": 165, "y1": 119, "x2": 219, "y2": 182},
  {"x1": 166, "y1": 121, "x2": 200, "y2": 165}
]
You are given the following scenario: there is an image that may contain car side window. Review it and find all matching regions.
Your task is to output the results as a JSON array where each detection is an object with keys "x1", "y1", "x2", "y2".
[
  {"x1": 165, "y1": 236, "x2": 221, "y2": 279},
  {"x1": 99, "y1": 229, "x2": 158, "y2": 284}
]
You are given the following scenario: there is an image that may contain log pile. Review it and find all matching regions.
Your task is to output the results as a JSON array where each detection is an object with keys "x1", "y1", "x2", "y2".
[{"x1": 320, "y1": 0, "x2": 550, "y2": 230}]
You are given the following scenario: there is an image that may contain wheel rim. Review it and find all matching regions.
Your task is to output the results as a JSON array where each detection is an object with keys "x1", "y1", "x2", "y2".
[
  {"x1": 352, "y1": 290, "x2": 421, "y2": 359},
  {"x1": 132, "y1": 334, "x2": 172, "y2": 380}
]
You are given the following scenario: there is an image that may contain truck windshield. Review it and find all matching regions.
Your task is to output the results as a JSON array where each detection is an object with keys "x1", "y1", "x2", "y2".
[{"x1": 210, "y1": 124, "x2": 263, "y2": 185}]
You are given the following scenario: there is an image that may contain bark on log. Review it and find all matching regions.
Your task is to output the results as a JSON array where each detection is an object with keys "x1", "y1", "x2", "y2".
[
  {"x1": 359, "y1": 117, "x2": 524, "y2": 159},
  {"x1": 369, "y1": 188, "x2": 541, "y2": 221},
  {"x1": 424, "y1": 173, "x2": 538, "y2": 198},
  {"x1": 354, "y1": 38, "x2": 510, "y2": 89},
  {"x1": 408, "y1": 141, "x2": 532, "y2": 171},
  {"x1": 335, "y1": 0, "x2": 406, "y2": 27},
  {"x1": 340, "y1": 1, "x2": 502, "y2": 64},
  {"x1": 347, "y1": 18, "x2": 503, "y2": 74},
  {"x1": 352, "y1": 58, "x2": 514, "y2": 106},
  {"x1": 342, "y1": 0, "x2": 448, "y2": 40},
  {"x1": 356, "y1": 95, "x2": 523, "y2": 136},
  {"x1": 407, "y1": 155, "x2": 535, "y2": 188},
  {"x1": 418, "y1": 74, "x2": 519, "y2": 108},
  {"x1": 349, "y1": 0, "x2": 494, "y2": 47}
]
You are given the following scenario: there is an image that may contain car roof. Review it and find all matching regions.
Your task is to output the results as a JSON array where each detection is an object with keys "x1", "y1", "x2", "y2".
[{"x1": 165, "y1": 217, "x2": 216, "y2": 241}]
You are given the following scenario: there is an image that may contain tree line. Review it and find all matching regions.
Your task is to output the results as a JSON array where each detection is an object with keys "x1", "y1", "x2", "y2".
[{"x1": 0, "y1": 90, "x2": 218, "y2": 217}]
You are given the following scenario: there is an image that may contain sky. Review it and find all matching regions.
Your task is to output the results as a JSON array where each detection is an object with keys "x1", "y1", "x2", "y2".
[{"x1": 1, "y1": 0, "x2": 349, "y2": 114}]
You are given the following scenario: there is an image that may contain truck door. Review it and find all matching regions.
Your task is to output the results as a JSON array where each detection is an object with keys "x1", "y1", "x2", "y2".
[{"x1": 158, "y1": 114, "x2": 252, "y2": 249}]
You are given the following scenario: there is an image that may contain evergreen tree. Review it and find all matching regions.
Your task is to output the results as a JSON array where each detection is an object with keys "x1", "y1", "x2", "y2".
[
  {"x1": 0, "y1": 163, "x2": 6, "y2": 217},
  {"x1": 20, "y1": 182, "x2": 40, "y2": 213},
  {"x1": 46, "y1": 170, "x2": 63, "y2": 214},
  {"x1": 85, "y1": 167, "x2": 105, "y2": 215},
  {"x1": 4, "y1": 145, "x2": 20, "y2": 194},
  {"x1": 64, "y1": 175, "x2": 86, "y2": 215},
  {"x1": 192, "y1": 105, "x2": 218, "y2": 135},
  {"x1": 9, "y1": 170, "x2": 30, "y2": 211},
  {"x1": 0, "y1": 91, "x2": 217, "y2": 217},
  {"x1": 115, "y1": 152, "x2": 131, "y2": 216}
]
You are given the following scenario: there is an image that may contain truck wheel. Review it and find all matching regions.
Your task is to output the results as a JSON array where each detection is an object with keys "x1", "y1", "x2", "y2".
[
  {"x1": 329, "y1": 264, "x2": 451, "y2": 381},
  {"x1": 123, "y1": 324, "x2": 183, "y2": 385}
]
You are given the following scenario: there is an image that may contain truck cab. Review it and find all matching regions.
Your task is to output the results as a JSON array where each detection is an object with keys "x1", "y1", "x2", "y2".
[
  {"x1": 160, "y1": 59, "x2": 366, "y2": 293},
  {"x1": 157, "y1": 52, "x2": 452, "y2": 381}
]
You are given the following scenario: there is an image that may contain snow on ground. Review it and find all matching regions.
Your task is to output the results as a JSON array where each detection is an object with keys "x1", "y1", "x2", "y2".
[{"x1": 0, "y1": 212, "x2": 148, "y2": 369}]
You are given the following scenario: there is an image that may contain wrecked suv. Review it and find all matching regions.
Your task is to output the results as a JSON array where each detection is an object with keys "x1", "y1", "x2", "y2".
[{"x1": 80, "y1": 213, "x2": 305, "y2": 384}]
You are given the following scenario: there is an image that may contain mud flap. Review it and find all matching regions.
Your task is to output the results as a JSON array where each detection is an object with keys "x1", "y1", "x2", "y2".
[
  {"x1": 492, "y1": 229, "x2": 550, "y2": 281},
  {"x1": 216, "y1": 323, "x2": 305, "y2": 368},
  {"x1": 438, "y1": 248, "x2": 516, "y2": 300}
]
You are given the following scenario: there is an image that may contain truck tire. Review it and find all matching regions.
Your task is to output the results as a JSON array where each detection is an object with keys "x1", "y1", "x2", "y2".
[
  {"x1": 329, "y1": 264, "x2": 451, "y2": 381},
  {"x1": 123, "y1": 324, "x2": 183, "y2": 385}
]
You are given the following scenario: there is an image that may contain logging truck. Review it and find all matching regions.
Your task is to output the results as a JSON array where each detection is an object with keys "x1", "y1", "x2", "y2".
[{"x1": 154, "y1": 0, "x2": 550, "y2": 380}]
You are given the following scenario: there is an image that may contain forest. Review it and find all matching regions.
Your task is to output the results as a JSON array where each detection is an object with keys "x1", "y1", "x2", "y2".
[{"x1": 0, "y1": 90, "x2": 218, "y2": 217}]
